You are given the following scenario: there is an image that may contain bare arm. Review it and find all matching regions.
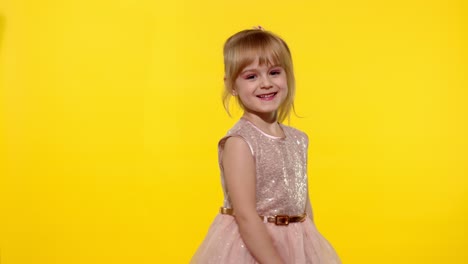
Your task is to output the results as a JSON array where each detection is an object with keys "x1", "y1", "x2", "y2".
[{"x1": 222, "y1": 136, "x2": 284, "y2": 264}]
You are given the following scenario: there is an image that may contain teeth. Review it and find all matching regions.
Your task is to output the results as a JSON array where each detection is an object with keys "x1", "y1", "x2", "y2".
[{"x1": 258, "y1": 93, "x2": 276, "y2": 98}]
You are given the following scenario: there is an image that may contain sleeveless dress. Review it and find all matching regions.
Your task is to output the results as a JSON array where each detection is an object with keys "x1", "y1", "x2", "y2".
[{"x1": 191, "y1": 118, "x2": 341, "y2": 264}]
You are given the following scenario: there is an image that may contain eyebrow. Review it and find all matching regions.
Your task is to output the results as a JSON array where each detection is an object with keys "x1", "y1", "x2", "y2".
[{"x1": 240, "y1": 64, "x2": 282, "y2": 75}]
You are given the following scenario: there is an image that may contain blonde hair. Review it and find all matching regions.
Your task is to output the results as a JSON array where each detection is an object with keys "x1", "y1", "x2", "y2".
[{"x1": 222, "y1": 29, "x2": 296, "y2": 123}]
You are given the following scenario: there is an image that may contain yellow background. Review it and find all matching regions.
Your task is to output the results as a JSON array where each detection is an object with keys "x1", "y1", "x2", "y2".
[{"x1": 0, "y1": 0, "x2": 467, "y2": 263}]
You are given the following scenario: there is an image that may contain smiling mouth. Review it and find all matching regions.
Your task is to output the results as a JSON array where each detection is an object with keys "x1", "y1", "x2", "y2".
[{"x1": 257, "y1": 92, "x2": 277, "y2": 100}]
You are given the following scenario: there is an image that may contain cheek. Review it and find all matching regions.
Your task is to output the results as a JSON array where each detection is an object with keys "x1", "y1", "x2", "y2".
[
  {"x1": 278, "y1": 76, "x2": 288, "y2": 87},
  {"x1": 279, "y1": 80, "x2": 288, "y2": 90},
  {"x1": 234, "y1": 79, "x2": 247, "y2": 92}
]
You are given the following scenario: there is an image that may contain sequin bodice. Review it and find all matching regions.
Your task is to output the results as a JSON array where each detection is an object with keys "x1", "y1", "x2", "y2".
[{"x1": 218, "y1": 118, "x2": 309, "y2": 216}]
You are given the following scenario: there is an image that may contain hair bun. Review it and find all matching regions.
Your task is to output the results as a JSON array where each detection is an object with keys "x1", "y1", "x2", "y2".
[{"x1": 252, "y1": 25, "x2": 265, "y2": 31}]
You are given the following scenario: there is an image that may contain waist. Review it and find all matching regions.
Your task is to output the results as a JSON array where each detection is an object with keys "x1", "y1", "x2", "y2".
[{"x1": 219, "y1": 207, "x2": 306, "y2": 226}]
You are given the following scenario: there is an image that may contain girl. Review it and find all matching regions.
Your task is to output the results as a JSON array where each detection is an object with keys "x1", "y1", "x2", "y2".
[{"x1": 191, "y1": 27, "x2": 341, "y2": 264}]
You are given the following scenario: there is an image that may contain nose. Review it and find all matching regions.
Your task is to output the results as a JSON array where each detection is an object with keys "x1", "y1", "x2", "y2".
[{"x1": 260, "y1": 75, "x2": 273, "y2": 89}]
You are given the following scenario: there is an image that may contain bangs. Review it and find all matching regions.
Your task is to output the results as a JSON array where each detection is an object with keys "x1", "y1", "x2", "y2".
[
  {"x1": 233, "y1": 46, "x2": 282, "y2": 77},
  {"x1": 226, "y1": 34, "x2": 289, "y2": 79}
]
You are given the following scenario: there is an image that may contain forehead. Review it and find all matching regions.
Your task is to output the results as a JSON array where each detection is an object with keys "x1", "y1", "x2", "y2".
[
  {"x1": 236, "y1": 48, "x2": 281, "y2": 71},
  {"x1": 241, "y1": 57, "x2": 280, "y2": 72}
]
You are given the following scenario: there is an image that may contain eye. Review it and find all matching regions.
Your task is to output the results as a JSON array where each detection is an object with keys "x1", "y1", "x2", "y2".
[
  {"x1": 270, "y1": 69, "x2": 282, "y2": 76},
  {"x1": 245, "y1": 74, "x2": 256, "y2": 80}
]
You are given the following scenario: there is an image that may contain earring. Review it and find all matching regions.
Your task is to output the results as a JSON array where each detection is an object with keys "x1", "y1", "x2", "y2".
[{"x1": 232, "y1": 90, "x2": 237, "y2": 96}]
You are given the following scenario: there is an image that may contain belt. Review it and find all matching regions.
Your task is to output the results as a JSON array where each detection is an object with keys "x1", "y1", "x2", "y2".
[{"x1": 220, "y1": 207, "x2": 306, "y2": 226}]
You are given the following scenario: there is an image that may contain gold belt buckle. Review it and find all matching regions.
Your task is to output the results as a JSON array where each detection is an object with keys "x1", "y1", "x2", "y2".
[{"x1": 275, "y1": 215, "x2": 289, "y2": 226}]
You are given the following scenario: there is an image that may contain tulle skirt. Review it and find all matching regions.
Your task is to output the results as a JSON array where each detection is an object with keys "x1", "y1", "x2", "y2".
[{"x1": 191, "y1": 214, "x2": 341, "y2": 264}]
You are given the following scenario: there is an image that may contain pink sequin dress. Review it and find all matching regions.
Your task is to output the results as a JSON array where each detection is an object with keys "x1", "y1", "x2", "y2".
[{"x1": 191, "y1": 118, "x2": 341, "y2": 264}]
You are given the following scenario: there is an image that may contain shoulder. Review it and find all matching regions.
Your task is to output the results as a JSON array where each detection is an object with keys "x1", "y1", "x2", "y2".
[
  {"x1": 281, "y1": 123, "x2": 309, "y2": 142},
  {"x1": 226, "y1": 118, "x2": 256, "y2": 137},
  {"x1": 218, "y1": 119, "x2": 255, "y2": 155},
  {"x1": 223, "y1": 136, "x2": 252, "y2": 156}
]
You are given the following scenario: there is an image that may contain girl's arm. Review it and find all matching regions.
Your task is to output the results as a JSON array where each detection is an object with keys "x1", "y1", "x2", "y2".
[{"x1": 222, "y1": 136, "x2": 285, "y2": 264}]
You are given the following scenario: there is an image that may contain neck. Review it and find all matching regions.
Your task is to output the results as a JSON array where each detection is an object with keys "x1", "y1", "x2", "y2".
[
  {"x1": 243, "y1": 111, "x2": 277, "y2": 124},
  {"x1": 242, "y1": 112, "x2": 284, "y2": 138}
]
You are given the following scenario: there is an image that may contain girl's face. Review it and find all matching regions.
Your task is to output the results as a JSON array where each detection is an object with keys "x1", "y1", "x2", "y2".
[{"x1": 234, "y1": 57, "x2": 288, "y2": 120}]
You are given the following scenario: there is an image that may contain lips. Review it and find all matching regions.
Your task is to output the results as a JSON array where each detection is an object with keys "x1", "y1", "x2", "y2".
[{"x1": 256, "y1": 92, "x2": 277, "y2": 100}]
